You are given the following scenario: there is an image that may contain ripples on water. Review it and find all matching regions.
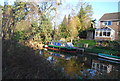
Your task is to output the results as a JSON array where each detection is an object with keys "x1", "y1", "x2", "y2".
[{"x1": 39, "y1": 49, "x2": 120, "y2": 79}]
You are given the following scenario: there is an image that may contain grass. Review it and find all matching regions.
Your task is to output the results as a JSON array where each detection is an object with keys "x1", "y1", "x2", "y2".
[
  {"x1": 74, "y1": 39, "x2": 96, "y2": 47},
  {"x1": 74, "y1": 39, "x2": 120, "y2": 55},
  {"x1": 85, "y1": 46, "x2": 119, "y2": 55}
]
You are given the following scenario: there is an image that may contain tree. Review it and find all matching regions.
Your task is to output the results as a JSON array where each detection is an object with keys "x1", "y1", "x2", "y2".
[
  {"x1": 2, "y1": 1, "x2": 28, "y2": 40},
  {"x1": 11, "y1": 1, "x2": 54, "y2": 42},
  {"x1": 59, "y1": 15, "x2": 69, "y2": 39},
  {"x1": 77, "y1": 3, "x2": 93, "y2": 31},
  {"x1": 67, "y1": 16, "x2": 79, "y2": 42},
  {"x1": 59, "y1": 15, "x2": 81, "y2": 42},
  {"x1": 39, "y1": 15, "x2": 53, "y2": 42},
  {"x1": 27, "y1": 1, "x2": 56, "y2": 42},
  {"x1": 0, "y1": 5, "x2": 3, "y2": 37},
  {"x1": 2, "y1": 4, "x2": 13, "y2": 39}
]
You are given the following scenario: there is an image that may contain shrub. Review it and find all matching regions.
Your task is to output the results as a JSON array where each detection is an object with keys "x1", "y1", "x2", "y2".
[
  {"x1": 12, "y1": 31, "x2": 26, "y2": 42},
  {"x1": 108, "y1": 41, "x2": 120, "y2": 51}
]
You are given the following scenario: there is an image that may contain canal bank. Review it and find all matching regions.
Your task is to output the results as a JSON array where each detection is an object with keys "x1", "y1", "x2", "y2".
[
  {"x1": 3, "y1": 40, "x2": 120, "y2": 79},
  {"x1": 43, "y1": 40, "x2": 120, "y2": 63},
  {"x1": 2, "y1": 40, "x2": 69, "y2": 79},
  {"x1": 44, "y1": 40, "x2": 120, "y2": 57}
]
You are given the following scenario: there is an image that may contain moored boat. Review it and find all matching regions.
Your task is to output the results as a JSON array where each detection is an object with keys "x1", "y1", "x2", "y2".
[
  {"x1": 98, "y1": 53, "x2": 120, "y2": 61},
  {"x1": 45, "y1": 40, "x2": 84, "y2": 54}
]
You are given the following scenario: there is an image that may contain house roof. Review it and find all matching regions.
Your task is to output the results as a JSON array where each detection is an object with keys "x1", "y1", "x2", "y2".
[
  {"x1": 99, "y1": 12, "x2": 120, "y2": 21},
  {"x1": 95, "y1": 27, "x2": 112, "y2": 31}
]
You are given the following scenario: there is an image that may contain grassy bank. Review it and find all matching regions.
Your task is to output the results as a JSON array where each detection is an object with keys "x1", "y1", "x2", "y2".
[
  {"x1": 2, "y1": 40, "x2": 68, "y2": 79},
  {"x1": 85, "y1": 46, "x2": 119, "y2": 55},
  {"x1": 74, "y1": 39, "x2": 96, "y2": 47},
  {"x1": 74, "y1": 39, "x2": 120, "y2": 55}
]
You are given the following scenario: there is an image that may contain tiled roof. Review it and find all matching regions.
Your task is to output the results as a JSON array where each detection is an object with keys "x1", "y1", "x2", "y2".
[{"x1": 99, "y1": 12, "x2": 120, "y2": 21}]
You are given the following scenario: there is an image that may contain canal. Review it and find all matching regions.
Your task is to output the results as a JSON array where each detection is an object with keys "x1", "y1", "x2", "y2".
[{"x1": 39, "y1": 49, "x2": 120, "y2": 79}]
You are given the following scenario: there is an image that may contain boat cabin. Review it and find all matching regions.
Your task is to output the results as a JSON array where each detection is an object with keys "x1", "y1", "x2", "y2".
[{"x1": 49, "y1": 41, "x2": 74, "y2": 47}]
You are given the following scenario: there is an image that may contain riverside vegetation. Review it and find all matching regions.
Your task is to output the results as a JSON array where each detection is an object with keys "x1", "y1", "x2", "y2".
[
  {"x1": 2, "y1": 40, "x2": 69, "y2": 79},
  {"x1": 2, "y1": 0, "x2": 120, "y2": 79}
]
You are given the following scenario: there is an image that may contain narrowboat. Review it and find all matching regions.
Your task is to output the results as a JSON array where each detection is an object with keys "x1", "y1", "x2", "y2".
[
  {"x1": 45, "y1": 40, "x2": 84, "y2": 54},
  {"x1": 98, "y1": 58, "x2": 120, "y2": 64},
  {"x1": 98, "y1": 53, "x2": 120, "y2": 61}
]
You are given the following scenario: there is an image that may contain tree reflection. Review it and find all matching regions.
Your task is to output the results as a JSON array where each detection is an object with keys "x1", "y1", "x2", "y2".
[{"x1": 62, "y1": 57, "x2": 85, "y2": 78}]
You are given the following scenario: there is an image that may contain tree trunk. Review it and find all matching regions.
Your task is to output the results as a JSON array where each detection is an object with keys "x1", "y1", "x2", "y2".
[{"x1": 70, "y1": 39, "x2": 73, "y2": 43}]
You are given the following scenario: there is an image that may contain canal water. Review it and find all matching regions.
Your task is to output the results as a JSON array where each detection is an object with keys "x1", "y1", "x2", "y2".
[{"x1": 39, "y1": 49, "x2": 120, "y2": 79}]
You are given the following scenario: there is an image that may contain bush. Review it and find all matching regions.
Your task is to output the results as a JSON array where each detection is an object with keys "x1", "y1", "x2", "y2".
[
  {"x1": 79, "y1": 31, "x2": 87, "y2": 39},
  {"x1": 108, "y1": 41, "x2": 120, "y2": 51},
  {"x1": 12, "y1": 31, "x2": 26, "y2": 41}
]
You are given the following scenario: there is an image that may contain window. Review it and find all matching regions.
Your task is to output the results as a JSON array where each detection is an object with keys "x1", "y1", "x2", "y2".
[
  {"x1": 108, "y1": 21, "x2": 112, "y2": 25},
  {"x1": 100, "y1": 32, "x2": 102, "y2": 36},
  {"x1": 97, "y1": 64, "x2": 99, "y2": 68},
  {"x1": 96, "y1": 32, "x2": 98, "y2": 36},
  {"x1": 50, "y1": 42, "x2": 53, "y2": 45},
  {"x1": 104, "y1": 66, "x2": 107, "y2": 71},
  {"x1": 95, "y1": 27, "x2": 112, "y2": 37},
  {"x1": 107, "y1": 32, "x2": 111, "y2": 36},
  {"x1": 103, "y1": 21, "x2": 107, "y2": 25},
  {"x1": 103, "y1": 32, "x2": 106, "y2": 36},
  {"x1": 117, "y1": 21, "x2": 120, "y2": 25},
  {"x1": 62, "y1": 44, "x2": 65, "y2": 46},
  {"x1": 100, "y1": 65, "x2": 104, "y2": 69},
  {"x1": 103, "y1": 21, "x2": 112, "y2": 25},
  {"x1": 93, "y1": 63, "x2": 95, "y2": 67}
]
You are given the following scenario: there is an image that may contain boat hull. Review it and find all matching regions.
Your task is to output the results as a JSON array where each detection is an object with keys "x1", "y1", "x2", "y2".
[
  {"x1": 45, "y1": 44, "x2": 81, "y2": 54},
  {"x1": 47, "y1": 46, "x2": 77, "y2": 53},
  {"x1": 98, "y1": 53, "x2": 120, "y2": 61}
]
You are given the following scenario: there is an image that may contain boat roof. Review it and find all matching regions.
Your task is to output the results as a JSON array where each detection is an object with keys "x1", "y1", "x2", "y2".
[
  {"x1": 50, "y1": 40, "x2": 67, "y2": 44},
  {"x1": 48, "y1": 45, "x2": 76, "y2": 49}
]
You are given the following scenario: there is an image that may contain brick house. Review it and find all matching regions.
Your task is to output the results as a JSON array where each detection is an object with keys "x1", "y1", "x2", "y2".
[{"x1": 95, "y1": 12, "x2": 120, "y2": 41}]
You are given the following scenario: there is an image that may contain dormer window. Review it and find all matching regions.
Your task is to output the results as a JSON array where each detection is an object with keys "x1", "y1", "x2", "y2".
[
  {"x1": 102, "y1": 21, "x2": 107, "y2": 25},
  {"x1": 102, "y1": 21, "x2": 112, "y2": 25}
]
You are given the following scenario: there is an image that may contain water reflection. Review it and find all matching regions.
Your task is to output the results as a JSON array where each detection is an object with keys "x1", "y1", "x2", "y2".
[
  {"x1": 92, "y1": 60, "x2": 112, "y2": 73},
  {"x1": 92, "y1": 60, "x2": 120, "y2": 79},
  {"x1": 39, "y1": 50, "x2": 120, "y2": 79}
]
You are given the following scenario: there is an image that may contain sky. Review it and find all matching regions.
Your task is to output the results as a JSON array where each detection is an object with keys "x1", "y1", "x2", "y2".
[
  {"x1": 0, "y1": 0, "x2": 119, "y2": 26},
  {"x1": 89, "y1": 1, "x2": 119, "y2": 21},
  {"x1": 55, "y1": 0, "x2": 119, "y2": 26},
  {"x1": 60, "y1": 0, "x2": 119, "y2": 20}
]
